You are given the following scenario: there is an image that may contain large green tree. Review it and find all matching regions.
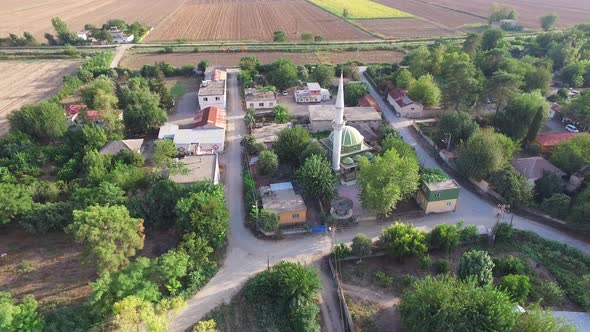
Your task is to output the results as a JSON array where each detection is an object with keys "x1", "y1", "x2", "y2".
[
  {"x1": 541, "y1": 13, "x2": 559, "y2": 31},
  {"x1": 152, "y1": 139, "x2": 178, "y2": 169},
  {"x1": 273, "y1": 126, "x2": 311, "y2": 166},
  {"x1": 358, "y1": 149, "x2": 420, "y2": 216},
  {"x1": 456, "y1": 128, "x2": 517, "y2": 180},
  {"x1": 0, "y1": 183, "x2": 33, "y2": 225},
  {"x1": 405, "y1": 45, "x2": 432, "y2": 78},
  {"x1": 68, "y1": 205, "x2": 145, "y2": 272},
  {"x1": 563, "y1": 92, "x2": 590, "y2": 129},
  {"x1": 487, "y1": 70, "x2": 523, "y2": 112},
  {"x1": 311, "y1": 64, "x2": 335, "y2": 88},
  {"x1": 436, "y1": 111, "x2": 479, "y2": 144},
  {"x1": 8, "y1": 101, "x2": 68, "y2": 142},
  {"x1": 462, "y1": 33, "x2": 482, "y2": 58},
  {"x1": 380, "y1": 222, "x2": 427, "y2": 261},
  {"x1": 122, "y1": 81, "x2": 167, "y2": 135},
  {"x1": 176, "y1": 191, "x2": 229, "y2": 249},
  {"x1": 550, "y1": 134, "x2": 590, "y2": 173},
  {"x1": 257, "y1": 150, "x2": 279, "y2": 176},
  {"x1": 408, "y1": 74, "x2": 441, "y2": 107},
  {"x1": 481, "y1": 29, "x2": 505, "y2": 51},
  {"x1": 344, "y1": 82, "x2": 369, "y2": 106},
  {"x1": 495, "y1": 91, "x2": 549, "y2": 143},
  {"x1": 295, "y1": 154, "x2": 335, "y2": 202},
  {"x1": 81, "y1": 78, "x2": 119, "y2": 110},
  {"x1": 442, "y1": 61, "x2": 483, "y2": 111},
  {"x1": 395, "y1": 69, "x2": 416, "y2": 89},
  {"x1": 458, "y1": 250, "x2": 495, "y2": 286},
  {"x1": 268, "y1": 59, "x2": 298, "y2": 91}
]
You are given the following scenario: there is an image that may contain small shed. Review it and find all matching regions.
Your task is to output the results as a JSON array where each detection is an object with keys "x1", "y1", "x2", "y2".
[{"x1": 416, "y1": 179, "x2": 461, "y2": 214}]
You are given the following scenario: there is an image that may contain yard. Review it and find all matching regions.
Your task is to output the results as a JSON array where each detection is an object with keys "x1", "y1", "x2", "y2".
[{"x1": 307, "y1": 0, "x2": 412, "y2": 19}]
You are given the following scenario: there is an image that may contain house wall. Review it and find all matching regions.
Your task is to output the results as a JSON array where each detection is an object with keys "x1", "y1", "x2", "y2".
[
  {"x1": 347, "y1": 119, "x2": 381, "y2": 131},
  {"x1": 416, "y1": 191, "x2": 457, "y2": 214},
  {"x1": 386, "y1": 95, "x2": 400, "y2": 112},
  {"x1": 310, "y1": 120, "x2": 333, "y2": 133},
  {"x1": 197, "y1": 141, "x2": 225, "y2": 155},
  {"x1": 199, "y1": 95, "x2": 226, "y2": 109},
  {"x1": 247, "y1": 99, "x2": 276, "y2": 110},
  {"x1": 295, "y1": 94, "x2": 321, "y2": 103},
  {"x1": 400, "y1": 104, "x2": 425, "y2": 118},
  {"x1": 278, "y1": 209, "x2": 307, "y2": 225}
]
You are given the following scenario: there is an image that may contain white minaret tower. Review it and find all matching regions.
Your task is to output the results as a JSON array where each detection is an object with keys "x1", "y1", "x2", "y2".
[{"x1": 332, "y1": 72, "x2": 345, "y2": 171}]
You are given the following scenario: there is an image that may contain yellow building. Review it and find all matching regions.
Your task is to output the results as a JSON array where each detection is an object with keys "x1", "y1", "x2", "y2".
[
  {"x1": 260, "y1": 182, "x2": 307, "y2": 226},
  {"x1": 416, "y1": 179, "x2": 460, "y2": 214}
]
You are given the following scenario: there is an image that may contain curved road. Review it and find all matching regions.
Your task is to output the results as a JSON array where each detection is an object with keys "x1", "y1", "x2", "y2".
[{"x1": 168, "y1": 70, "x2": 590, "y2": 332}]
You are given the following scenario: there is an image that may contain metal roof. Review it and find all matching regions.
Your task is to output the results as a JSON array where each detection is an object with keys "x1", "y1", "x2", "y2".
[{"x1": 270, "y1": 182, "x2": 294, "y2": 192}]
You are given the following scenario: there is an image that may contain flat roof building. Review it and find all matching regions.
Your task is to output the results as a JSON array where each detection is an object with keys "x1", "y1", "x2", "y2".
[{"x1": 260, "y1": 182, "x2": 307, "y2": 226}]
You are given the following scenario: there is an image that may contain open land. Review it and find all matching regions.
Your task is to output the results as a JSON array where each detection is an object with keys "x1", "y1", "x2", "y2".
[
  {"x1": 0, "y1": 60, "x2": 81, "y2": 136},
  {"x1": 144, "y1": 0, "x2": 372, "y2": 42},
  {"x1": 120, "y1": 50, "x2": 405, "y2": 69},
  {"x1": 307, "y1": 0, "x2": 412, "y2": 19},
  {"x1": 352, "y1": 18, "x2": 456, "y2": 39}
]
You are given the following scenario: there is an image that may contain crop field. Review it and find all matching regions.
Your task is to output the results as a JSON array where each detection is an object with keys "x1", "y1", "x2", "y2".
[
  {"x1": 144, "y1": 0, "x2": 372, "y2": 42},
  {"x1": 307, "y1": 0, "x2": 412, "y2": 19},
  {"x1": 120, "y1": 50, "x2": 405, "y2": 69},
  {"x1": 353, "y1": 18, "x2": 456, "y2": 39},
  {"x1": 0, "y1": 0, "x2": 186, "y2": 41},
  {"x1": 0, "y1": 60, "x2": 80, "y2": 135}
]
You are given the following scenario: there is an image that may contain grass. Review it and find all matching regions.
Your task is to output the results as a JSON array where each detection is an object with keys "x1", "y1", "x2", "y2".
[
  {"x1": 170, "y1": 82, "x2": 186, "y2": 98},
  {"x1": 308, "y1": 0, "x2": 412, "y2": 19}
]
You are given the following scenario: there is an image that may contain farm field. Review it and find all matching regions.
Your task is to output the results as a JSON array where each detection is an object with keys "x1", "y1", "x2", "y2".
[
  {"x1": 0, "y1": 0, "x2": 185, "y2": 41},
  {"x1": 120, "y1": 50, "x2": 405, "y2": 69},
  {"x1": 353, "y1": 18, "x2": 456, "y2": 39},
  {"x1": 144, "y1": 0, "x2": 373, "y2": 42},
  {"x1": 0, "y1": 60, "x2": 81, "y2": 134},
  {"x1": 307, "y1": 0, "x2": 412, "y2": 19}
]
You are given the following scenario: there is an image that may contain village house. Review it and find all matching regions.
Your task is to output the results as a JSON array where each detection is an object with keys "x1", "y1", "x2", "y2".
[
  {"x1": 198, "y1": 66, "x2": 227, "y2": 109},
  {"x1": 511, "y1": 157, "x2": 566, "y2": 186},
  {"x1": 295, "y1": 82, "x2": 331, "y2": 103},
  {"x1": 308, "y1": 105, "x2": 382, "y2": 133},
  {"x1": 535, "y1": 132, "x2": 580, "y2": 153},
  {"x1": 99, "y1": 139, "x2": 144, "y2": 156},
  {"x1": 491, "y1": 19, "x2": 521, "y2": 30},
  {"x1": 158, "y1": 107, "x2": 226, "y2": 155},
  {"x1": 167, "y1": 155, "x2": 220, "y2": 185},
  {"x1": 387, "y1": 88, "x2": 424, "y2": 118},
  {"x1": 251, "y1": 123, "x2": 291, "y2": 149},
  {"x1": 108, "y1": 26, "x2": 134, "y2": 44},
  {"x1": 76, "y1": 30, "x2": 91, "y2": 41},
  {"x1": 260, "y1": 182, "x2": 307, "y2": 226},
  {"x1": 245, "y1": 88, "x2": 277, "y2": 112},
  {"x1": 416, "y1": 179, "x2": 461, "y2": 214}
]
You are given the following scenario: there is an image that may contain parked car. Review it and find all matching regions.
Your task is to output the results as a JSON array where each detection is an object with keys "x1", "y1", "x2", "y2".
[
  {"x1": 565, "y1": 124, "x2": 579, "y2": 133},
  {"x1": 281, "y1": 90, "x2": 288, "y2": 96}
]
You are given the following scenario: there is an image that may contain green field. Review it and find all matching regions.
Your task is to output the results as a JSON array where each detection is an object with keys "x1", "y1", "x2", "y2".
[{"x1": 308, "y1": 0, "x2": 412, "y2": 19}]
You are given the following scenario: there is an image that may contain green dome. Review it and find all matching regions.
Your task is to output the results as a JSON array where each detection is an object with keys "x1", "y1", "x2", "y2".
[
  {"x1": 342, "y1": 157, "x2": 354, "y2": 165},
  {"x1": 329, "y1": 126, "x2": 365, "y2": 147}
]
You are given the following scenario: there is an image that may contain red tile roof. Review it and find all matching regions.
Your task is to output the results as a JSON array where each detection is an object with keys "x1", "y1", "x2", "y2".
[
  {"x1": 65, "y1": 104, "x2": 87, "y2": 115},
  {"x1": 535, "y1": 132, "x2": 579, "y2": 147},
  {"x1": 193, "y1": 106, "x2": 226, "y2": 129},
  {"x1": 358, "y1": 95, "x2": 381, "y2": 113},
  {"x1": 388, "y1": 88, "x2": 415, "y2": 108},
  {"x1": 551, "y1": 103, "x2": 562, "y2": 113}
]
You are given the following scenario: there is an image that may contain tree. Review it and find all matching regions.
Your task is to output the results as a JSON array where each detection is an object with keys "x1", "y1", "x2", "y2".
[
  {"x1": 152, "y1": 139, "x2": 178, "y2": 169},
  {"x1": 295, "y1": 154, "x2": 335, "y2": 202},
  {"x1": 81, "y1": 77, "x2": 119, "y2": 110},
  {"x1": 500, "y1": 274, "x2": 531, "y2": 304},
  {"x1": 463, "y1": 33, "x2": 482, "y2": 58},
  {"x1": 197, "y1": 60, "x2": 209, "y2": 72},
  {"x1": 268, "y1": 59, "x2": 298, "y2": 91},
  {"x1": 541, "y1": 13, "x2": 559, "y2": 31},
  {"x1": 523, "y1": 66, "x2": 552, "y2": 94},
  {"x1": 489, "y1": 5, "x2": 518, "y2": 23},
  {"x1": 299, "y1": 141, "x2": 326, "y2": 164},
  {"x1": 408, "y1": 74, "x2": 441, "y2": 107},
  {"x1": 560, "y1": 62, "x2": 587, "y2": 87},
  {"x1": 487, "y1": 70, "x2": 523, "y2": 112},
  {"x1": 490, "y1": 167, "x2": 533, "y2": 207},
  {"x1": 405, "y1": 45, "x2": 431, "y2": 78},
  {"x1": 380, "y1": 222, "x2": 427, "y2": 261},
  {"x1": 194, "y1": 320, "x2": 217, "y2": 332},
  {"x1": 176, "y1": 191, "x2": 229, "y2": 249},
  {"x1": 515, "y1": 304, "x2": 576, "y2": 332},
  {"x1": 273, "y1": 126, "x2": 311, "y2": 165},
  {"x1": 0, "y1": 183, "x2": 33, "y2": 225},
  {"x1": 395, "y1": 69, "x2": 415, "y2": 89},
  {"x1": 0, "y1": 293, "x2": 45, "y2": 332},
  {"x1": 239, "y1": 56, "x2": 260, "y2": 71},
  {"x1": 301, "y1": 32, "x2": 313, "y2": 42},
  {"x1": 273, "y1": 31, "x2": 287, "y2": 42},
  {"x1": 400, "y1": 275, "x2": 517, "y2": 332},
  {"x1": 351, "y1": 234, "x2": 373, "y2": 260},
  {"x1": 563, "y1": 93, "x2": 590, "y2": 130},
  {"x1": 457, "y1": 128, "x2": 517, "y2": 180},
  {"x1": 112, "y1": 296, "x2": 167, "y2": 332},
  {"x1": 311, "y1": 64, "x2": 335, "y2": 88},
  {"x1": 442, "y1": 61, "x2": 483, "y2": 111},
  {"x1": 272, "y1": 104, "x2": 290, "y2": 123},
  {"x1": 358, "y1": 149, "x2": 420, "y2": 216},
  {"x1": 51, "y1": 16, "x2": 78, "y2": 44},
  {"x1": 550, "y1": 134, "x2": 590, "y2": 174},
  {"x1": 534, "y1": 173, "x2": 563, "y2": 201},
  {"x1": 541, "y1": 194, "x2": 571, "y2": 219},
  {"x1": 257, "y1": 150, "x2": 279, "y2": 176},
  {"x1": 481, "y1": 29, "x2": 505, "y2": 51},
  {"x1": 343, "y1": 82, "x2": 368, "y2": 106},
  {"x1": 429, "y1": 224, "x2": 460, "y2": 253},
  {"x1": 258, "y1": 209, "x2": 279, "y2": 233},
  {"x1": 381, "y1": 135, "x2": 417, "y2": 160},
  {"x1": 437, "y1": 111, "x2": 479, "y2": 145},
  {"x1": 297, "y1": 65, "x2": 310, "y2": 81},
  {"x1": 122, "y1": 85, "x2": 167, "y2": 135},
  {"x1": 457, "y1": 250, "x2": 495, "y2": 286},
  {"x1": 68, "y1": 205, "x2": 144, "y2": 272},
  {"x1": 8, "y1": 101, "x2": 68, "y2": 142},
  {"x1": 314, "y1": 35, "x2": 323, "y2": 42}
]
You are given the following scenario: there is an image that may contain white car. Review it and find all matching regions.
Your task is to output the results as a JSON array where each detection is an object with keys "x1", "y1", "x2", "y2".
[
  {"x1": 565, "y1": 124, "x2": 579, "y2": 133},
  {"x1": 281, "y1": 90, "x2": 288, "y2": 96}
]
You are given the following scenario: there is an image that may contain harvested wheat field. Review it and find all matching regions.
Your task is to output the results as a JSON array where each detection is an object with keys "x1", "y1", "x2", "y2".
[
  {"x1": 0, "y1": 61, "x2": 81, "y2": 130},
  {"x1": 353, "y1": 18, "x2": 456, "y2": 39},
  {"x1": 0, "y1": 0, "x2": 185, "y2": 40},
  {"x1": 144, "y1": 0, "x2": 373, "y2": 42},
  {"x1": 121, "y1": 50, "x2": 405, "y2": 69}
]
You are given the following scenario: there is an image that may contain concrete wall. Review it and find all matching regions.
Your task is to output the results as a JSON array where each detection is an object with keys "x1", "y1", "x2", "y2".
[
  {"x1": 246, "y1": 99, "x2": 276, "y2": 110},
  {"x1": 199, "y1": 95, "x2": 226, "y2": 109},
  {"x1": 310, "y1": 120, "x2": 333, "y2": 133}
]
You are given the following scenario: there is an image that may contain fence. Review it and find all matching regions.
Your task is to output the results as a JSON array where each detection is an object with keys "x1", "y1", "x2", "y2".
[{"x1": 327, "y1": 257, "x2": 354, "y2": 332}]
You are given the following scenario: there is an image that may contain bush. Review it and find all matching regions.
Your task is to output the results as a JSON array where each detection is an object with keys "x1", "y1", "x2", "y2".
[
  {"x1": 273, "y1": 31, "x2": 286, "y2": 42},
  {"x1": 258, "y1": 209, "x2": 279, "y2": 233},
  {"x1": 515, "y1": 304, "x2": 576, "y2": 332},
  {"x1": 375, "y1": 271, "x2": 393, "y2": 288},
  {"x1": 457, "y1": 250, "x2": 494, "y2": 286},
  {"x1": 493, "y1": 256, "x2": 527, "y2": 276},
  {"x1": 418, "y1": 255, "x2": 432, "y2": 270},
  {"x1": 334, "y1": 243, "x2": 352, "y2": 258},
  {"x1": 351, "y1": 234, "x2": 373, "y2": 259},
  {"x1": 380, "y1": 222, "x2": 427, "y2": 262},
  {"x1": 17, "y1": 260, "x2": 33, "y2": 274},
  {"x1": 459, "y1": 223, "x2": 479, "y2": 243},
  {"x1": 540, "y1": 194, "x2": 571, "y2": 219},
  {"x1": 429, "y1": 224, "x2": 460, "y2": 253},
  {"x1": 256, "y1": 150, "x2": 279, "y2": 176},
  {"x1": 531, "y1": 279, "x2": 565, "y2": 307},
  {"x1": 494, "y1": 222, "x2": 514, "y2": 242},
  {"x1": 500, "y1": 274, "x2": 531, "y2": 304},
  {"x1": 434, "y1": 259, "x2": 449, "y2": 274}
]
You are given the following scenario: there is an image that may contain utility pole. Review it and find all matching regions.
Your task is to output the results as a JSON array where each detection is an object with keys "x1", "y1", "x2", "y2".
[{"x1": 444, "y1": 132, "x2": 452, "y2": 151}]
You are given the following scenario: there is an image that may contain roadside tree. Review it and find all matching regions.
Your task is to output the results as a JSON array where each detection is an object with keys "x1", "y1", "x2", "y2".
[
  {"x1": 408, "y1": 74, "x2": 441, "y2": 107},
  {"x1": 380, "y1": 222, "x2": 427, "y2": 262},
  {"x1": 295, "y1": 154, "x2": 335, "y2": 202},
  {"x1": 351, "y1": 234, "x2": 373, "y2": 260},
  {"x1": 456, "y1": 128, "x2": 516, "y2": 180}
]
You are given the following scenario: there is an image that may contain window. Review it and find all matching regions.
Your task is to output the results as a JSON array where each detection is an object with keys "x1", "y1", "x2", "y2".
[
  {"x1": 292, "y1": 213, "x2": 300, "y2": 219},
  {"x1": 269, "y1": 102, "x2": 274, "y2": 107},
  {"x1": 249, "y1": 103, "x2": 254, "y2": 108},
  {"x1": 447, "y1": 202, "x2": 452, "y2": 207},
  {"x1": 203, "y1": 97, "x2": 208, "y2": 101},
  {"x1": 259, "y1": 102, "x2": 264, "y2": 107},
  {"x1": 215, "y1": 96, "x2": 220, "y2": 101},
  {"x1": 434, "y1": 193, "x2": 440, "y2": 198}
]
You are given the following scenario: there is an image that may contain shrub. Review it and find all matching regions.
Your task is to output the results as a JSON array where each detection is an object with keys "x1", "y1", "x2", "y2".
[
  {"x1": 351, "y1": 234, "x2": 373, "y2": 259},
  {"x1": 380, "y1": 222, "x2": 427, "y2": 262},
  {"x1": 493, "y1": 256, "x2": 527, "y2": 276},
  {"x1": 257, "y1": 209, "x2": 279, "y2": 233},
  {"x1": 256, "y1": 150, "x2": 279, "y2": 176},
  {"x1": 17, "y1": 260, "x2": 33, "y2": 274},
  {"x1": 500, "y1": 274, "x2": 531, "y2": 304},
  {"x1": 375, "y1": 271, "x2": 393, "y2": 288},
  {"x1": 540, "y1": 194, "x2": 571, "y2": 219},
  {"x1": 273, "y1": 31, "x2": 286, "y2": 42},
  {"x1": 494, "y1": 222, "x2": 514, "y2": 242},
  {"x1": 334, "y1": 243, "x2": 351, "y2": 258},
  {"x1": 418, "y1": 255, "x2": 432, "y2": 270},
  {"x1": 429, "y1": 224, "x2": 460, "y2": 253},
  {"x1": 531, "y1": 279, "x2": 565, "y2": 307},
  {"x1": 459, "y1": 223, "x2": 479, "y2": 243},
  {"x1": 458, "y1": 250, "x2": 495, "y2": 286},
  {"x1": 515, "y1": 304, "x2": 576, "y2": 332},
  {"x1": 434, "y1": 259, "x2": 449, "y2": 274}
]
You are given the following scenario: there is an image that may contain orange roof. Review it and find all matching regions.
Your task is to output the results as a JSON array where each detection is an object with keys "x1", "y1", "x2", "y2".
[
  {"x1": 535, "y1": 132, "x2": 579, "y2": 147},
  {"x1": 193, "y1": 106, "x2": 226, "y2": 129},
  {"x1": 358, "y1": 95, "x2": 381, "y2": 113}
]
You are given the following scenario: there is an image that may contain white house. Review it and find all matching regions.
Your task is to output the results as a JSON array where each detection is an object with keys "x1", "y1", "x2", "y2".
[
  {"x1": 198, "y1": 66, "x2": 227, "y2": 109},
  {"x1": 387, "y1": 88, "x2": 424, "y2": 118},
  {"x1": 308, "y1": 105, "x2": 382, "y2": 133},
  {"x1": 295, "y1": 82, "x2": 331, "y2": 103},
  {"x1": 99, "y1": 139, "x2": 144, "y2": 155},
  {"x1": 245, "y1": 88, "x2": 277, "y2": 112},
  {"x1": 108, "y1": 27, "x2": 134, "y2": 44},
  {"x1": 77, "y1": 30, "x2": 91, "y2": 41}
]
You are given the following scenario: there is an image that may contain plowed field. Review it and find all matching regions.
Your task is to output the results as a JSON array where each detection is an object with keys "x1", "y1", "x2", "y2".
[
  {"x1": 353, "y1": 18, "x2": 456, "y2": 39},
  {"x1": 144, "y1": 0, "x2": 372, "y2": 42},
  {"x1": 0, "y1": 61, "x2": 80, "y2": 132},
  {"x1": 120, "y1": 50, "x2": 405, "y2": 69},
  {"x1": 0, "y1": 0, "x2": 185, "y2": 40}
]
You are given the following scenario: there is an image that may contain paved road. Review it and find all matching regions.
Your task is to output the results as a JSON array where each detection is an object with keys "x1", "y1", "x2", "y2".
[{"x1": 168, "y1": 70, "x2": 590, "y2": 332}]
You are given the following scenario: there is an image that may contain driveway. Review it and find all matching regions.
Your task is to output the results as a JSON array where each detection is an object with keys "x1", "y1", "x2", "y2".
[{"x1": 168, "y1": 70, "x2": 590, "y2": 332}]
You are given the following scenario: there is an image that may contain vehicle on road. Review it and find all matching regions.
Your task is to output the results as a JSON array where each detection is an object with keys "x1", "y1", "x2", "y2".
[
  {"x1": 281, "y1": 90, "x2": 288, "y2": 96},
  {"x1": 565, "y1": 124, "x2": 579, "y2": 133}
]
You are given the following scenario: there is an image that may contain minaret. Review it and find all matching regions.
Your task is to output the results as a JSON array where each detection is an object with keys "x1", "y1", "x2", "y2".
[{"x1": 332, "y1": 72, "x2": 345, "y2": 171}]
